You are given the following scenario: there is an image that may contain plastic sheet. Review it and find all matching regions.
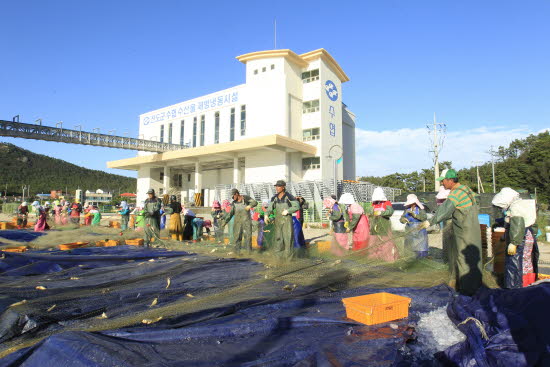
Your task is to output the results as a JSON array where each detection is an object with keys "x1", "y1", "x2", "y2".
[
  {"x1": 0, "y1": 240, "x2": 457, "y2": 366},
  {"x1": 439, "y1": 283, "x2": 550, "y2": 366},
  {"x1": 0, "y1": 283, "x2": 454, "y2": 367}
]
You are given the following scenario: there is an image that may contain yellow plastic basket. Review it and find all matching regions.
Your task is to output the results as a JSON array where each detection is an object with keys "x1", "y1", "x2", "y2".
[{"x1": 342, "y1": 292, "x2": 411, "y2": 325}]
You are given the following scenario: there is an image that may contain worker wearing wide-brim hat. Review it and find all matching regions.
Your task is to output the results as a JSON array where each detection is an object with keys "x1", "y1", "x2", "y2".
[
  {"x1": 400, "y1": 194, "x2": 429, "y2": 258},
  {"x1": 425, "y1": 169, "x2": 483, "y2": 296},
  {"x1": 492, "y1": 187, "x2": 539, "y2": 288},
  {"x1": 266, "y1": 180, "x2": 300, "y2": 259}
]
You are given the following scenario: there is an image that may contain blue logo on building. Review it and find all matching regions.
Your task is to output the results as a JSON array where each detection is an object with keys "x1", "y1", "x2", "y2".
[{"x1": 325, "y1": 80, "x2": 338, "y2": 101}]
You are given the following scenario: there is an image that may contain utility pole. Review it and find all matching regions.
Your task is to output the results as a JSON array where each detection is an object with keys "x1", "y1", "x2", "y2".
[
  {"x1": 472, "y1": 160, "x2": 485, "y2": 194},
  {"x1": 427, "y1": 113, "x2": 446, "y2": 191}
]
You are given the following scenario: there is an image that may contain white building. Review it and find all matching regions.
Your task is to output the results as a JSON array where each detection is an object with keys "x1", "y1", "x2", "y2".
[{"x1": 108, "y1": 48, "x2": 356, "y2": 205}]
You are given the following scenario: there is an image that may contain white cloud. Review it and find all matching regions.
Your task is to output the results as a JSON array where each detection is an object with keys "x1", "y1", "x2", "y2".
[{"x1": 355, "y1": 125, "x2": 532, "y2": 177}]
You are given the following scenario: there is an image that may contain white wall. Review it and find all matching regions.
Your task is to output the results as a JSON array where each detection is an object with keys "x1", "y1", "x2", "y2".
[
  {"x1": 138, "y1": 85, "x2": 247, "y2": 147},
  {"x1": 319, "y1": 59, "x2": 344, "y2": 182},
  {"x1": 244, "y1": 150, "x2": 287, "y2": 184},
  {"x1": 342, "y1": 107, "x2": 356, "y2": 180}
]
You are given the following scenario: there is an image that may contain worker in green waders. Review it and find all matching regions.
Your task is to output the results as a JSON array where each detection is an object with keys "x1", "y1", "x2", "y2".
[
  {"x1": 424, "y1": 169, "x2": 483, "y2": 296},
  {"x1": 266, "y1": 180, "x2": 300, "y2": 259},
  {"x1": 144, "y1": 189, "x2": 163, "y2": 247},
  {"x1": 223, "y1": 189, "x2": 258, "y2": 254}
]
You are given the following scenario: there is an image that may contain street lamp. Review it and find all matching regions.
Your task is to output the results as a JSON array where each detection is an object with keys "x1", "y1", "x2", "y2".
[{"x1": 327, "y1": 144, "x2": 343, "y2": 197}]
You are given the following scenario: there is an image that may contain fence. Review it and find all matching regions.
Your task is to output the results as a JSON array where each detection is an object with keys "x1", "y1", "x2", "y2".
[{"x1": 212, "y1": 180, "x2": 402, "y2": 223}]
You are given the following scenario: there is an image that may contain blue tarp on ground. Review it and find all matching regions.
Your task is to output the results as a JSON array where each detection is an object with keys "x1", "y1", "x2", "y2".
[
  {"x1": 1, "y1": 230, "x2": 549, "y2": 366},
  {"x1": 0, "y1": 231, "x2": 45, "y2": 243},
  {"x1": 439, "y1": 283, "x2": 550, "y2": 367}
]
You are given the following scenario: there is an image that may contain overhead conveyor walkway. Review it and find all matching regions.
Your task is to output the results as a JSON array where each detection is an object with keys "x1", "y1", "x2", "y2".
[{"x1": 0, "y1": 119, "x2": 185, "y2": 153}]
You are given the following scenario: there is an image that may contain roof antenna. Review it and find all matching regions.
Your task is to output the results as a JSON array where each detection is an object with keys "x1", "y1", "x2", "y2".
[{"x1": 274, "y1": 18, "x2": 277, "y2": 49}]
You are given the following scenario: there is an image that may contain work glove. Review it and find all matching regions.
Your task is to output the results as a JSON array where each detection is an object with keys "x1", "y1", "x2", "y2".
[
  {"x1": 419, "y1": 221, "x2": 430, "y2": 230},
  {"x1": 373, "y1": 211, "x2": 381, "y2": 217},
  {"x1": 400, "y1": 217, "x2": 409, "y2": 224},
  {"x1": 344, "y1": 222, "x2": 349, "y2": 229},
  {"x1": 281, "y1": 209, "x2": 289, "y2": 216},
  {"x1": 507, "y1": 244, "x2": 517, "y2": 256},
  {"x1": 264, "y1": 216, "x2": 271, "y2": 225},
  {"x1": 245, "y1": 205, "x2": 251, "y2": 211}
]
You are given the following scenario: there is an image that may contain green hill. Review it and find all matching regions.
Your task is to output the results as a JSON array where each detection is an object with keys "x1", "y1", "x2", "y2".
[{"x1": 0, "y1": 142, "x2": 136, "y2": 197}]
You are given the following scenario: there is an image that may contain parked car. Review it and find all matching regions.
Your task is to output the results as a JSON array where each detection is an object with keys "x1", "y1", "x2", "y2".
[{"x1": 389, "y1": 202, "x2": 435, "y2": 232}]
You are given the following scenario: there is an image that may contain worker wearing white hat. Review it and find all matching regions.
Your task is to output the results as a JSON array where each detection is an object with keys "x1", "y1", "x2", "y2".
[
  {"x1": 400, "y1": 194, "x2": 429, "y2": 258},
  {"x1": 16, "y1": 201, "x2": 29, "y2": 228},
  {"x1": 492, "y1": 187, "x2": 539, "y2": 288},
  {"x1": 365, "y1": 187, "x2": 398, "y2": 262}
]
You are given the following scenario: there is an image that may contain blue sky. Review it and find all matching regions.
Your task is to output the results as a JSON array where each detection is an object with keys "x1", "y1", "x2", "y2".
[{"x1": 1, "y1": 0, "x2": 549, "y2": 177}]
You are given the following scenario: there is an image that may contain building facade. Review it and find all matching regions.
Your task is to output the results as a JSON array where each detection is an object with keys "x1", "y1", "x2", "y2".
[{"x1": 108, "y1": 48, "x2": 356, "y2": 205}]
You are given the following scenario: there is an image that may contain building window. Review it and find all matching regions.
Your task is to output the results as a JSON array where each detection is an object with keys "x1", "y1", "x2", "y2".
[
  {"x1": 302, "y1": 157, "x2": 321, "y2": 170},
  {"x1": 240, "y1": 105, "x2": 246, "y2": 136},
  {"x1": 160, "y1": 125, "x2": 165, "y2": 143},
  {"x1": 173, "y1": 174, "x2": 183, "y2": 187},
  {"x1": 159, "y1": 188, "x2": 164, "y2": 195},
  {"x1": 160, "y1": 171, "x2": 164, "y2": 181},
  {"x1": 271, "y1": 64, "x2": 275, "y2": 70},
  {"x1": 303, "y1": 127, "x2": 320, "y2": 141},
  {"x1": 230, "y1": 108, "x2": 235, "y2": 141},
  {"x1": 214, "y1": 112, "x2": 220, "y2": 144},
  {"x1": 168, "y1": 123, "x2": 173, "y2": 144},
  {"x1": 262, "y1": 66, "x2": 266, "y2": 72},
  {"x1": 303, "y1": 99, "x2": 320, "y2": 114},
  {"x1": 254, "y1": 69, "x2": 258, "y2": 75},
  {"x1": 302, "y1": 69, "x2": 320, "y2": 83},
  {"x1": 200, "y1": 115, "x2": 205, "y2": 146},
  {"x1": 193, "y1": 117, "x2": 197, "y2": 147},
  {"x1": 188, "y1": 174, "x2": 191, "y2": 182},
  {"x1": 180, "y1": 120, "x2": 184, "y2": 145}
]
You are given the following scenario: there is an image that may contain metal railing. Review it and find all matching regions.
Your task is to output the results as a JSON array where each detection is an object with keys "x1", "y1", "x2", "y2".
[{"x1": 213, "y1": 180, "x2": 402, "y2": 223}]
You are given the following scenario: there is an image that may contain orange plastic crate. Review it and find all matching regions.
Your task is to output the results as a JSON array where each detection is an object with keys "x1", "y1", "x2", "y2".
[
  {"x1": 96, "y1": 240, "x2": 120, "y2": 247},
  {"x1": 316, "y1": 241, "x2": 331, "y2": 253},
  {"x1": 0, "y1": 222, "x2": 16, "y2": 230},
  {"x1": 58, "y1": 242, "x2": 89, "y2": 250},
  {"x1": 2, "y1": 246, "x2": 28, "y2": 253},
  {"x1": 224, "y1": 238, "x2": 230, "y2": 245},
  {"x1": 109, "y1": 221, "x2": 121, "y2": 228},
  {"x1": 342, "y1": 292, "x2": 412, "y2": 325},
  {"x1": 125, "y1": 238, "x2": 144, "y2": 246},
  {"x1": 251, "y1": 236, "x2": 259, "y2": 249}
]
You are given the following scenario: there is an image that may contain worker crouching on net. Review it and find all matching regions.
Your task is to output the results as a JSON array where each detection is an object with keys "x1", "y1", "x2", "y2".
[
  {"x1": 32, "y1": 201, "x2": 50, "y2": 232},
  {"x1": 324, "y1": 196, "x2": 349, "y2": 255},
  {"x1": 400, "y1": 194, "x2": 429, "y2": 258},
  {"x1": 267, "y1": 180, "x2": 300, "y2": 259},
  {"x1": 366, "y1": 188, "x2": 398, "y2": 262},
  {"x1": 164, "y1": 195, "x2": 183, "y2": 241},
  {"x1": 211, "y1": 200, "x2": 224, "y2": 244},
  {"x1": 492, "y1": 187, "x2": 539, "y2": 288},
  {"x1": 423, "y1": 169, "x2": 482, "y2": 296},
  {"x1": 339, "y1": 193, "x2": 370, "y2": 252},
  {"x1": 223, "y1": 188, "x2": 257, "y2": 254},
  {"x1": 144, "y1": 189, "x2": 163, "y2": 247},
  {"x1": 17, "y1": 202, "x2": 29, "y2": 229}
]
